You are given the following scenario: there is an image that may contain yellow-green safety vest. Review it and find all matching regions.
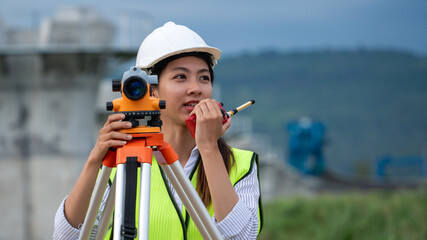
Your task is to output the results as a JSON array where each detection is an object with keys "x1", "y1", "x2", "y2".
[{"x1": 103, "y1": 148, "x2": 263, "y2": 239}]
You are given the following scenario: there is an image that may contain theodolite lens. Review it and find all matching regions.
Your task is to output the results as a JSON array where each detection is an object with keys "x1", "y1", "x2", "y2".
[{"x1": 123, "y1": 76, "x2": 148, "y2": 100}]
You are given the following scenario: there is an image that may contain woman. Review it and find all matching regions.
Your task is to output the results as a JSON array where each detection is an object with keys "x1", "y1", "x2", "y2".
[{"x1": 54, "y1": 21, "x2": 262, "y2": 240}]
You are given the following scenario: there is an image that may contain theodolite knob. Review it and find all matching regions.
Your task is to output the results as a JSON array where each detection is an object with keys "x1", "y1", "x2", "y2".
[
  {"x1": 106, "y1": 102, "x2": 113, "y2": 111},
  {"x1": 159, "y1": 100, "x2": 166, "y2": 109},
  {"x1": 112, "y1": 79, "x2": 122, "y2": 92}
]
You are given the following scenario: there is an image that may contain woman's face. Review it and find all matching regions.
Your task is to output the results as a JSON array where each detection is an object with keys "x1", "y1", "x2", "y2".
[{"x1": 153, "y1": 56, "x2": 213, "y2": 126}]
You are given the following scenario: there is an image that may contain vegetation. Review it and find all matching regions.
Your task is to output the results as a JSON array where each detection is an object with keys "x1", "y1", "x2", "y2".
[{"x1": 259, "y1": 189, "x2": 427, "y2": 240}]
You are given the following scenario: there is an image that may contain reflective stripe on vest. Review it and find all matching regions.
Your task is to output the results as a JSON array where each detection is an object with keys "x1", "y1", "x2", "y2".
[{"x1": 103, "y1": 148, "x2": 263, "y2": 239}]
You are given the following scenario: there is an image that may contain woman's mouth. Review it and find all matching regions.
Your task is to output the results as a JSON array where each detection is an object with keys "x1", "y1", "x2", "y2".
[{"x1": 184, "y1": 101, "x2": 199, "y2": 111}]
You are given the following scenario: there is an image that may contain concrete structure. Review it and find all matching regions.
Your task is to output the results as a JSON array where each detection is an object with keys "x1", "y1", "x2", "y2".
[
  {"x1": 0, "y1": 16, "x2": 7, "y2": 45},
  {"x1": 0, "y1": 7, "x2": 135, "y2": 240}
]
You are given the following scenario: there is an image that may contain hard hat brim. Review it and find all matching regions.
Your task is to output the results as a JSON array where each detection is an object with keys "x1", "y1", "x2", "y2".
[{"x1": 140, "y1": 46, "x2": 221, "y2": 73}]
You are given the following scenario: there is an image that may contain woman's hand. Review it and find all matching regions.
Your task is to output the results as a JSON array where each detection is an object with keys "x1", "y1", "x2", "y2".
[
  {"x1": 190, "y1": 99, "x2": 231, "y2": 149},
  {"x1": 87, "y1": 113, "x2": 133, "y2": 167}
]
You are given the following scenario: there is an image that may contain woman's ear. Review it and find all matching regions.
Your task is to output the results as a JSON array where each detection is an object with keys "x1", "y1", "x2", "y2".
[{"x1": 151, "y1": 85, "x2": 159, "y2": 98}]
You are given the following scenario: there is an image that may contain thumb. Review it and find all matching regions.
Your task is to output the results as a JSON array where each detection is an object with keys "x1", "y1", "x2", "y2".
[{"x1": 222, "y1": 117, "x2": 232, "y2": 134}]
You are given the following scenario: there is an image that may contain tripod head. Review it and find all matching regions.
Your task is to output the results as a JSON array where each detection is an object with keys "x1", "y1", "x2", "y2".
[{"x1": 106, "y1": 66, "x2": 166, "y2": 133}]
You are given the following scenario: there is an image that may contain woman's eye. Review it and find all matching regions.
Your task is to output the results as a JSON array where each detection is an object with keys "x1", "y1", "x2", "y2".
[
  {"x1": 200, "y1": 75, "x2": 211, "y2": 81},
  {"x1": 174, "y1": 74, "x2": 186, "y2": 80}
]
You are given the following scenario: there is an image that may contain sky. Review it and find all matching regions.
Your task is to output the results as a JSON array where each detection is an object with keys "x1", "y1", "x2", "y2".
[{"x1": 1, "y1": 0, "x2": 427, "y2": 56}]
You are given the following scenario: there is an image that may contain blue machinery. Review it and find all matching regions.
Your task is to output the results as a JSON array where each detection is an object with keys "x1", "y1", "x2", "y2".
[
  {"x1": 287, "y1": 117, "x2": 426, "y2": 179},
  {"x1": 287, "y1": 117, "x2": 325, "y2": 175}
]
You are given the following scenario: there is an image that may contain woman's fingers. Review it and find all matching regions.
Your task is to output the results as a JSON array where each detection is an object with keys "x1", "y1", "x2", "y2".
[
  {"x1": 193, "y1": 99, "x2": 230, "y2": 146},
  {"x1": 106, "y1": 121, "x2": 132, "y2": 132},
  {"x1": 89, "y1": 114, "x2": 134, "y2": 166},
  {"x1": 103, "y1": 139, "x2": 128, "y2": 148},
  {"x1": 100, "y1": 118, "x2": 132, "y2": 135},
  {"x1": 101, "y1": 131, "x2": 132, "y2": 142},
  {"x1": 98, "y1": 114, "x2": 133, "y2": 149},
  {"x1": 104, "y1": 113, "x2": 125, "y2": 127},
  {"x1": 206, "y1": 100, "x2": 222, "y2": 116},
  {"x1": 196, "y1": 99, "x2": 222, "y2": 120}
]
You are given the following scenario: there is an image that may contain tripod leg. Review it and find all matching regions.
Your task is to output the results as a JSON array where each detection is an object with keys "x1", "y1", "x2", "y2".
[
  {"x1": 94, "y1": 174, "x2": 116, "y2": 240},
  {"x1": 79, "y1": 166, "x2": 112, "y2": 240},
  {"x1": 113, "y1": 164, "x2": 126, "y2": 240},
  {"x1": 138, "y1": 162, "x2": 152, "y2": 240},
  {"x1": 162, "y1": 162, "x2": 223, "y2": 240},
  {"x1": 161, "y1": 165, "x2": 209, "y2": 238}
]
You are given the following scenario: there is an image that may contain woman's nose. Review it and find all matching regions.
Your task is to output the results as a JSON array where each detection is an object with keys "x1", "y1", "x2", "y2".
[{"x1": 187, "y1": 79, "x2": 202, "y2": 95}]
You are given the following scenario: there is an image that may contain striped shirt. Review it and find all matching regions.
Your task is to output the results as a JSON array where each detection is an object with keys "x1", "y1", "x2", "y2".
[{"x1": 53, "y1": 147, "x2": 260, "y2": 239}]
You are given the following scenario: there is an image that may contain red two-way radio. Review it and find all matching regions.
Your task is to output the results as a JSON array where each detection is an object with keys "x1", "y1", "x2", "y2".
[
  {"x1": 185, "y1": 100, "x2": 255, "y2": 138},
  {"x1": 185, "y1": 102, "x2": 227, "y2": 138}
]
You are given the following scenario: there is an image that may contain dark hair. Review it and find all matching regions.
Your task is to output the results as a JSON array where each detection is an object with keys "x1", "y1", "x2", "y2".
[
  {"x1": 152, "y1": 51, "x2": 235, "y2": 207},
  {"x1": 150, "y1": 51, "x2": 215, "y2": 84},
  {"x1": 197, "y1": 139, "x2": 235, "y2": 207}
]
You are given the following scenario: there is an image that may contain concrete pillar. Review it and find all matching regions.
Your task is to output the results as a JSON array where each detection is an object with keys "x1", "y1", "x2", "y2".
[{"x1": 0, "y1": 52, "x2": 116, "y2": 240}]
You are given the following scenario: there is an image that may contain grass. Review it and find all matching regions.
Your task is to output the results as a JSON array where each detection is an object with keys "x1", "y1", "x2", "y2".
[{"x1": 259, "y1": 189, "x2": 427, "y2": 240}]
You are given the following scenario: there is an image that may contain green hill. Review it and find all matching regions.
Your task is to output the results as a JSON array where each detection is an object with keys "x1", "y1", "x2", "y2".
[{"x1": 215, "y1": 49, "x2": 427, "y2": 176}]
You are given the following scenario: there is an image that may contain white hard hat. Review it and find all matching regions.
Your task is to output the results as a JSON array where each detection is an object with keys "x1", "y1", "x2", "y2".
[{"x1": 136, "y1": 21, "x2": 221, "y2": 74}]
